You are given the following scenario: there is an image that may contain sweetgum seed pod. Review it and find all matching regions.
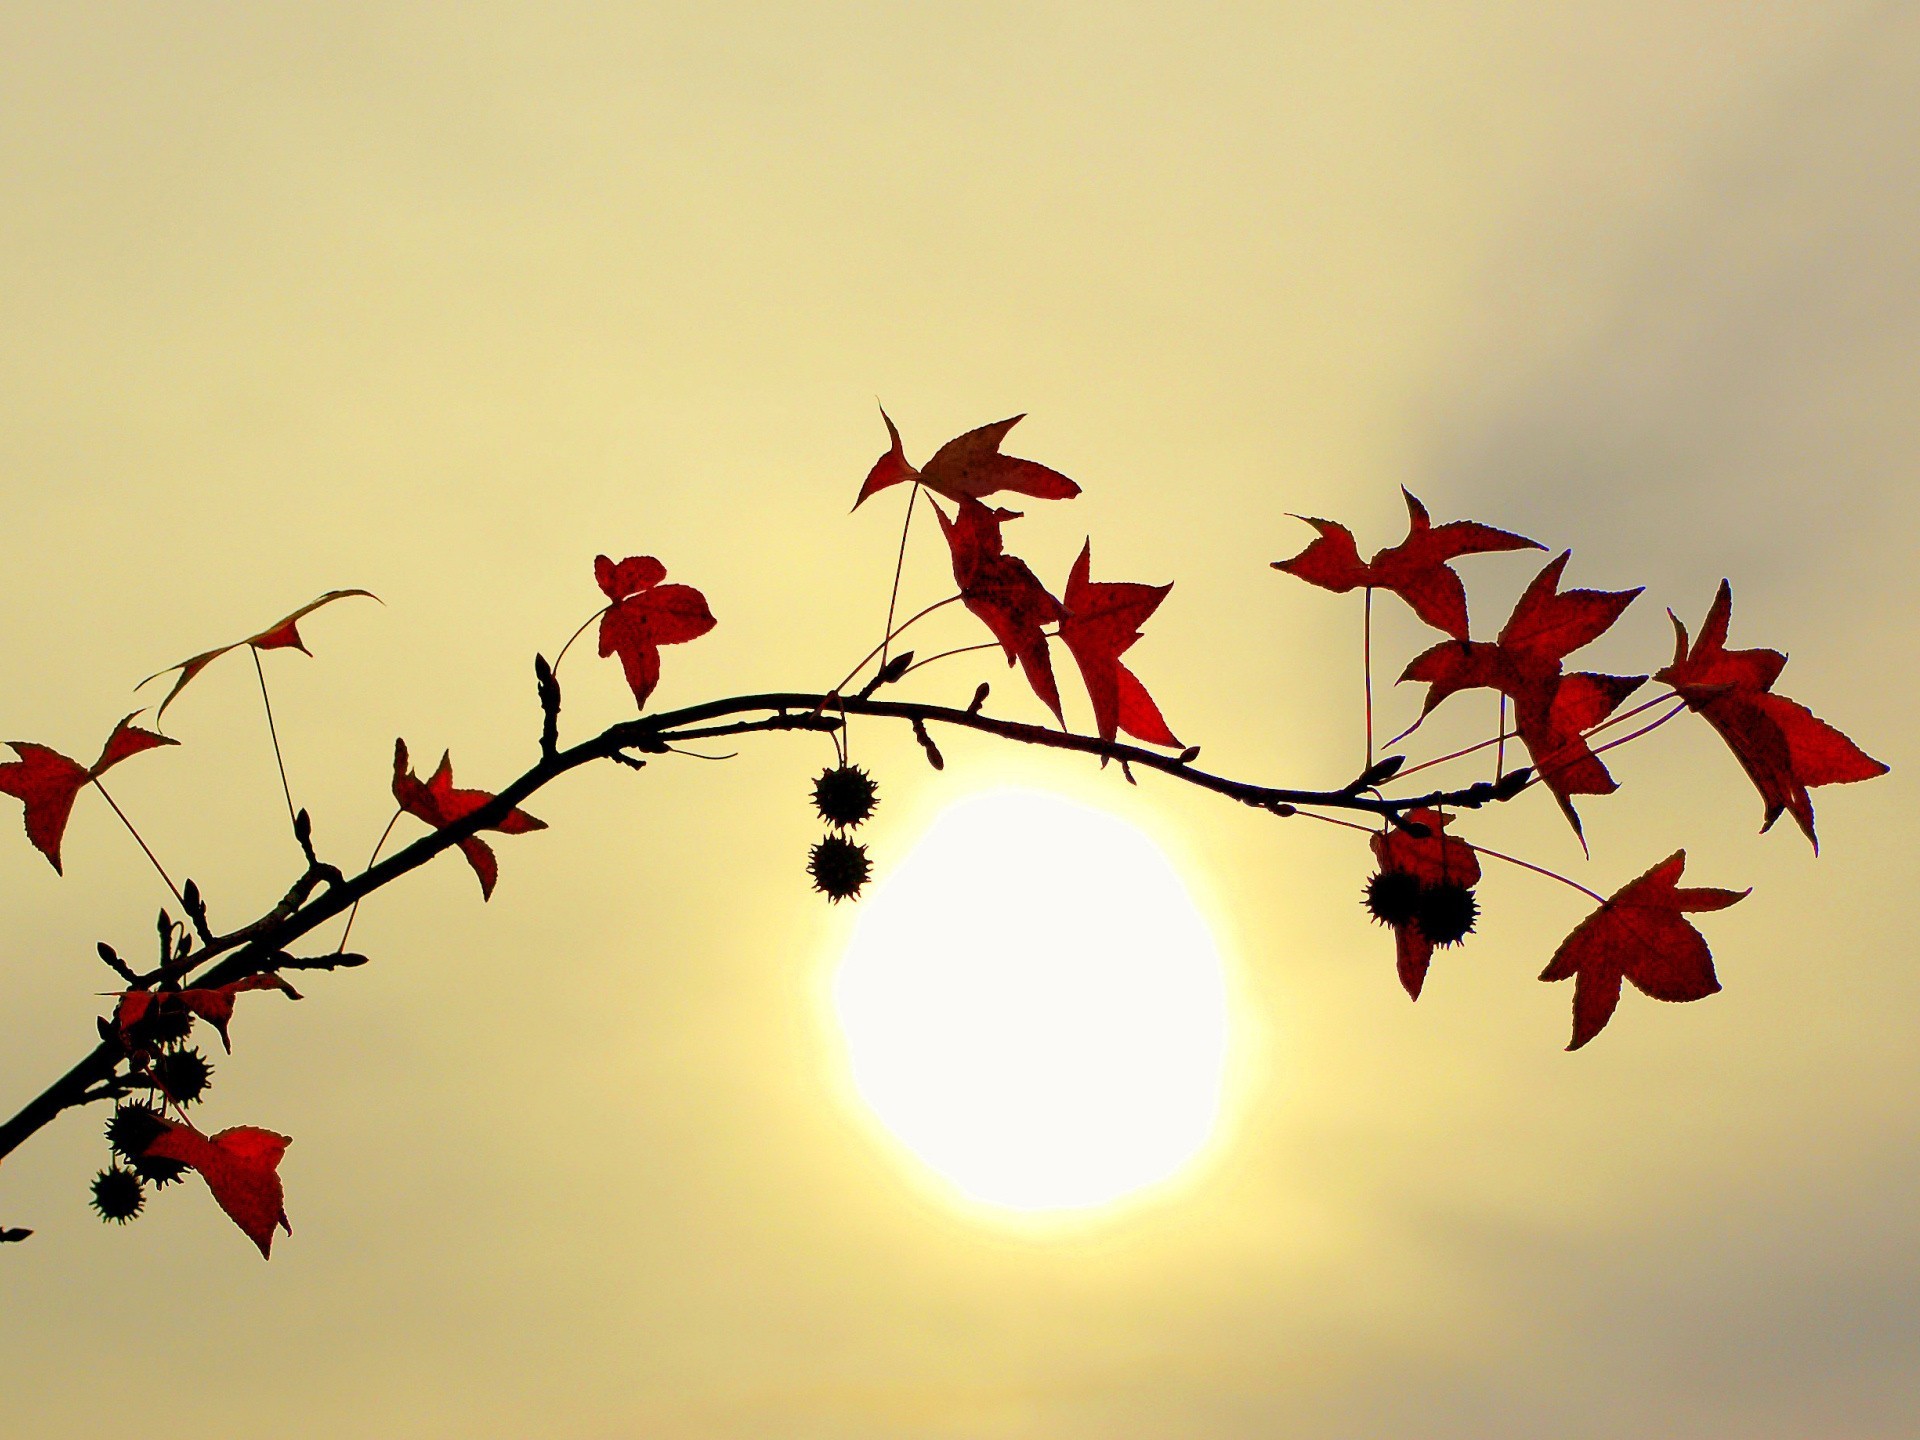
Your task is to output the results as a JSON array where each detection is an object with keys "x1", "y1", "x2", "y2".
[
  {"x1": 808, "y1": 834, "x2": 872, "y2": 902},
  {"x1": 1416, "y1": 882, "x2": 1479, "y2": 948},
  {"x1": 106, "y1": 1101, "x2": 167, "y2": 1162},
  {"x1": 811, "y1": 765, "x2": 879, "y2": 829},
  {"x1": 90, "y1": 1166, "x2": 145, "y2": 1224},
  {"x1": 154, "y1": 1047, "x2": 213, "y2": 1104},
  {"x1": 1363, "y1": 870, "x2": 1423, "y2": 930}
]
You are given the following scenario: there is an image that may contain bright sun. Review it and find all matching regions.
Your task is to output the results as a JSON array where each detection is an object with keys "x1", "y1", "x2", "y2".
[{"x1": 833, "y1": 788, "x2": 1231, "y2": 1213}]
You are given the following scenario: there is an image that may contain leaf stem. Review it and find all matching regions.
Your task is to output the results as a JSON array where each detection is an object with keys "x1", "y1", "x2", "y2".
[
  {"x1": 252, "y1": 647, "x2": 299, "y2": 832},
  {"x1": 335, "y1": 808, "x2": 401, "y2": 954},
  {"x1": 551, "y1": 607, "x2": 609, "y2": 673},
  {"x1": 901, "y1": 629, "x2": 1060, "y2": 678},
  {"x1": 89, "y1": 780, "x2": 187, "y2": 912},
  {"x1": 1363, "y1": 587, "x2": 1375, "y2": 769},
  {"x1": 878, "y1": 483, "x2": 920, "y2": 671},
  {"x1": 823, "y1": 594, "x2": 961, "y2": 703},
  {"x1": 1390, "y1": 691, "x2": 1684, "y2": 783},
  {"x1": 1577, "y1": 702, "x2": 1689, "y2": 765},
  {"x1": 1462, "y1": 838, "x2": 1605, "y2": 904}
]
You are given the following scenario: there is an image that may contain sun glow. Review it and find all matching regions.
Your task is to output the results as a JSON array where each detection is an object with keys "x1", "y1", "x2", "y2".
[{"x1": 833, "y1": 789, "x2": 1231, "y2": 1213}]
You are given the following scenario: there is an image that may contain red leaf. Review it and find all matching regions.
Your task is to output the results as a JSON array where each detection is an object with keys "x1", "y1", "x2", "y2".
[
  {"x1": 1496, "y1": 552, "x2": 1642, "y2": 663},
  {"x1": 114, "y1": 973, "x2": 301, "y2": 1054},
  {"x1": 392, "y1": 740, "x2": 547, "y2": 899},
  {"x1": 1272, "y1": 490, "x2": 1541, "y2": 638},
  {"x1": 1539, "y1": 851, "x2": 1747, "y2": 1050},
  {"x1": 1371, "y1": 807, "x2": 1482, "y2": 889},
  {"x1": 934, "y1": 498, "x2": 1065, "y2": 724},
  {"x1": 854, "y1": 408, "x2": 1082, "y2": 509},
  {"x1": 1369, "y1": 808, "x2": 1481, "y2": 998},
  {"x1": 1401, "y1": 553, "x2": 1644, "y2": 839},
  {"x1": 1655, "y1": 581, "x2": 1887, "y2": 848},
  {"x1": 138, "y1": 590, "x2": 378, "y2": 724},
  {"x1": 144, "y1": 1122, "x2": 293, "y2": 1259},
  {"x1": 0, "y1": 715, "x2": 178, "y2": 872},
  {"x1": 1058, "y1": 541, "x2": 1179, "y2": 747},
  {"x1": 592, "y1": 554, "x2": 716, "y2": 710}
]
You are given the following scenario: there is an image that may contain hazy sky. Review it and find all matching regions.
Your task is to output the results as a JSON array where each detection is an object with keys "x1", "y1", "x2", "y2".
[{"x1": 2, "y1": 5, "x2": 1914, "y2": 1437}]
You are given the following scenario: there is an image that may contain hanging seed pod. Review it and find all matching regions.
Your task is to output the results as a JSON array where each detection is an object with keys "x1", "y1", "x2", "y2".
[
  {"x1": 808, "y1": 834, "x2": 872, "y2": 902},
  {"x1": 106, "y1": 1101, "x2": 168, "y2": 1163},
  {"x1": 811, "y1": 764, "x2": 879, "y2": 829},
  {"x1": 1363, "y1": 870, "x2": 1424, "y2": 930},
  {"x1": 90, "y1": 1166, "x2": 146, "y2": 1224},
  {"x1": 153, "y1": 1047, "x2": 213, "y2": 1104},
  {"x1": 1414, "y1": 882, "x2": 1479, "y2": 947}
]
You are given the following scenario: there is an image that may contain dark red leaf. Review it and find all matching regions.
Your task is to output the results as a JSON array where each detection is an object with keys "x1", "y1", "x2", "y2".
[
  {"x1": 392, "y1": 740, "x2": 547, "y2": 899},
  {"x1": 0, "y1": 715, "x2": 178, "y2": 872},
  {"x1": 1655, "y1": 581, "x2": 1888, "y2": 847},
  {"x1": 144, "y1": 1122, "x2": 292, "y2": 1259},
  {"x1": 138, "y1": 590, "x2": 378, "y2": 723},
  {"x1": 1401, "y1": 554, "x2": 1644, "y2": 839},
  {"x1": 1495, "y1": 552, "x2": 1642, "y2": 662},
  {"x1": 1539, "y1": 851, "x2": 1746, "y2": 1049},
  {"x1": 114, "y1": 973, "x2": 300, "y2": 1054},
  {"x1": 934, "y1": 498, "x2": 1066, "y2": 725},
  {"x1": 1369, "y1": 808, "x2": 1480, "y2": 999},
  {"x1": 592, "y1": 555, "x2": 716, "y2": 710},
  {"x1": 1058, "y1": 541, "x2": 1179, "y2": 747},
  {"x1": 1272, "y1": 490, "x2": 1541, "y2": 638},
  {"x1": 855, "y1": 408, "x2": 1082, "y2": 509}
]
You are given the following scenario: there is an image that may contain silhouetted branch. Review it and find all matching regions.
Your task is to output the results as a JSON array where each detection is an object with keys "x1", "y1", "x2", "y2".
[{"x1": 0, "y1": 685, "x2": 1522, "y2": 1172}]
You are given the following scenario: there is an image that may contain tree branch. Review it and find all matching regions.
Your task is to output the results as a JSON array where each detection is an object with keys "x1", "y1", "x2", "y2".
[{"x1": 0, "y1": 686, "x2": 1517, "y2": 1170}]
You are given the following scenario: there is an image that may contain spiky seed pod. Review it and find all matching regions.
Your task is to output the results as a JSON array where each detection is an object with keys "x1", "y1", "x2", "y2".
[
  {"x1": 812, "y1": 764, "x2": 879, "y2": 829},
  {"x1": 90, "y1": 1166, "x2": 145, "y2": 1224},
  {"x1": 153, "y1": 1047, "x2": 212, "y2": 1105},
  {"x1": 135, "y1": 1005, "x2": 196, "y2": 1048},
  {"x1": 808, "y1": 834, "x2": 872, "y2": 902},
  {"x1": 106, "y1": 1101, "x2": 168, "y2": 1163},
  {"x1": 1363, "y1": 870, "x2": 1424, "y2": 930},
  {"x1": 133, "y1": 1153, "x2": 190, "y2": 1188},
  {"x1": 1415, "y1": 882, "x2": 1479, "y2": 947}
]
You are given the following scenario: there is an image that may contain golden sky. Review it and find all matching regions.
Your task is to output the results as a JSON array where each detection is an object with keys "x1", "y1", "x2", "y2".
[{"x1": 2, "y1": 5, "x2": 1914, "y2": 1436}]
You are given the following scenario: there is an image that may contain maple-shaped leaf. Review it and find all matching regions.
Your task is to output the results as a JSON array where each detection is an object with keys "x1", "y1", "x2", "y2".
[
  {"x1": 934, "y1": 498, "x2": 1065, "y2": 724},
  {"x1": 1057, "y1": 541, "x2": 1178, "y2": 747},
  {"x1": 0, "y1": 714, "x2": 177, "y2": 872},
  {"x1": 138, "y1": 590, "x2": 378, "y2": 724},
  {"x1": 1271, "y1": 490, "x2": 1542, "y2": 638},
  {"x1": 854, "y1": 407, "x2": 1082, "y2": 509},
  {"x1": 1539, "y1": 851, "x2": 1747, "y2": 1050},
  {"x1": 1401, "y1": 553, "x2": 1644, "y2": 839},
  {"x1": 392, "y1": 739, "x2": 547, "y2": 899},
  {"x1": 593, "y1": 555, "x2": 717, "y2": 710},
  {"x1": 114, "y1": 973, "x2": 301, "y2": 1054},
  {"x1": 1369, "y1": 808, "x2": 1482, "y2": 999},
  {"x1": 1655, "y1": 581, "x2": 1888, "y2": 848},
  {"x1": 144, "y1": 1121, "x2": 292, "y2": 1259}
]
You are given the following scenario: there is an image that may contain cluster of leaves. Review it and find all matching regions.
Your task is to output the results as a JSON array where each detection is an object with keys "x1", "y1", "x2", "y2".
[
  {"x1": 0, "y1": 406, "x2": 1889, "y2": 1258},
  {"x1": 1273, "y1": 491, "x2": 1887, "y2": 1046}
]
